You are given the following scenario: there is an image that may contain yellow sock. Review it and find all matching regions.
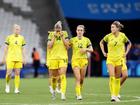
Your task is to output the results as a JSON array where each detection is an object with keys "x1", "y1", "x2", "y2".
[
  {"x1": 80, "y1": 84, "x2": 83, "y2": 92},
  {"x1": 109, "y1": 76, "x2": 115, "y2": 96},
  {"x1": 14, "y1": 75, "x2": 20, "y2": 89},
  {"x1": 60, "y1": 74, "x2": 66, "y2": 94},
  {"x1": 6, "y1": 75, "x2": 11, "y2": 84},
  {"x1": 114, "y1": 78, "x2": 120, "y2": 96},
  {"x1": 75, "y1": 85, "x2": 81, "y2": 96},
  {"x1": 51, "y1": 76, "x2": 57, "y2": 91}
]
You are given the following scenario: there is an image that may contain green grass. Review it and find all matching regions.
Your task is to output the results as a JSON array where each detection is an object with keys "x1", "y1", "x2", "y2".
[{"x1": 0, "y1": 78, "x2": 140, "y2": 105}]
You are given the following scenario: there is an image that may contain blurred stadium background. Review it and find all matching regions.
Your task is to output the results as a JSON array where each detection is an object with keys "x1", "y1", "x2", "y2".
[{"x1": 0, "y1": 0, "x2": 139, "y2": 78}]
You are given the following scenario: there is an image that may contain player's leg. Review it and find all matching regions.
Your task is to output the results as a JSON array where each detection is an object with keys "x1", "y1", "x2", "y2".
[
  {"x1": 14, "y1": 62, "x2": 23, "y2": 93},
  {"x1": 121, "y1": 64, "x2": 128, "y2": 86},
  {"x1": 50, "y1": 69, "x2": 59, "y2": 100},
  {"x1": 80, "y1": 59, "x2": 88, "y2": 92},
  {"x1": 73, "y1": 67, "x2": 82, "y2": 100},
  {"x1": 59, "y1": 67, "x2": 67, "y2": 100},
  {"x1": 48, "y1": 69, "x2": 53, "y2": 94},
  {"x1": 56, "y1": 76, "x2": 61, "y2": 93},
  {"x1": 114, "y1": 65, "x2": 122, "y2": 102},
  {"x1": 107, "y1": 64, "x2": 115, "y2": 101},
  {"x1": 5, "y1": 61, "x2": 14, "y2": 93},
  {"x1": 14, "y1": 68, "x2": 21, "y2": 93},
  {"x1": 80, "y1": 66, "x2": 87, "y2": 97},
  {"x1": 59, "y1": 59, "x2": 68, "y2": 100}
]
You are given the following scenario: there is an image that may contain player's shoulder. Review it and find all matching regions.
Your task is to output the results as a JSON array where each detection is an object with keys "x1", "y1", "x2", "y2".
[
  {"x1": 83, "y1": 36, "x2": 91, "y2": 42},
  {"x1": 106, "y1": 33, "x2": 112, "y2": 37},
  {"x1": 48, "y1": 31, "x2": 54, "y2": 35},
  {"x1": 6, "y1": 34, "x2": 14, "y2": 39},
  {"x1": 19, "y1": 34, "x2": 24, "y2": 38},
  {"x1": 119, "y1": 32, "x2": 126, "y2": 37},
  {"x1": 62, "y1": 30, "x2": 67, "y2": 34},
  {"x1": 83, "y1": 36, "x2": 89, "y2": 40},
  {"x1": 70, "y1": 36, "x2": 76, "y2": 40}
]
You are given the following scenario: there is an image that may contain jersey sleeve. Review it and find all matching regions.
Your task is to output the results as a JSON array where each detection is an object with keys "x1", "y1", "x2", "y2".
[
  {"x1": 22, "y1": 37, "x2": 26, "y2": 46},
  {"x1": 69, "y1": 38, "x2": 73, "y2": 46},
  {"x1": 123, "y1": 34, "x2": 129, "y2": 43},
  {"x1": 48, "y1": 31, "x2": 53, "y2": 41},
  {"x1": 5, "y1": 36, "x2": 10, "y2": 45},
  {"x1": 87, "y1": 38, "x2": 92, "y2": 48},
  {"x1": 103, "y1": 35, "x2": 109, "y2": 42},
  {"x1": 63, "y1": 31, "x2": 69, "y2": 39}
]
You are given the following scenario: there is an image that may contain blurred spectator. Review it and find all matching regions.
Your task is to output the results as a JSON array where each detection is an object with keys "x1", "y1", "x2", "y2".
[
  {"x1": 32, "y1": 48, "x2": 40, "y2": 78},
  {"x1": 128, "y1": 44, "x2": 140, "y2": 60}
]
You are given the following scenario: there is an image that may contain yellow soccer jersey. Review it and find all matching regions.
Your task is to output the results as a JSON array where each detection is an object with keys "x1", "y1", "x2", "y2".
[
  {"x1": 70, "y1": 36, "x2": 92, "y2": 59},
  {"x1": 47, "y1": 31, "x2": 69, "y2": 59},
  {"x1": 5, "y1": 34, "x2": 26, "y2": 62},
  {"x1": 103, "y1": 32, "x2": 128, "y2": 60}
]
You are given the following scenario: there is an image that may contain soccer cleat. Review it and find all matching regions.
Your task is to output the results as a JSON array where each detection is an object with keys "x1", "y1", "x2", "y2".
[
  {"x1": 111, "y1": 96, "x2": 116, "y2": 102},
  {"x1": 76, "y1": 95, "x2": 82, "y2": 100},
  {"x1": 5, "y1": 84, "x2": 10, "y2": 93},
  {"x1": 61, "y1": 93, "x2": 66, "y2": 100},
  {"x1": 49, "y1": 86, "x2": 53, "y2": 94},
  {"x1": 51, "y1": 91, "x2": 56, "y2": 100},
  {"x1": 115, "y1": 97, "x2": 121, "y2": 102},
  {"x1": 56, "y1": 87, "x2": 61, "y2": 93},
  {"x1": 117, "y1": 94, "x2": 121, "y2": 99},
  {"x1": 14, "y1": 89, "x2": 20, "y2": 94}
]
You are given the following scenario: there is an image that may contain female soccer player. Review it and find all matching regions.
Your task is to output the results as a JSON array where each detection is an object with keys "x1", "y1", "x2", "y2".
[
  {"x1": 70, "y1": 25, "x2": 93, "y2": 100},
  {"x1": 100, "y1": 21, "x2": 131, "y2": 102},
  {"x1": 2, "y1": 24, "x2": 26, "y2": 94},
  {"x1": 47, "y1": 21, "x2": 69, "y2": 100}
]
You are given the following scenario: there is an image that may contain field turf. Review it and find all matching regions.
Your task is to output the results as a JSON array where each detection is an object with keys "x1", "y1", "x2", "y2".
[{"x1": 0, "y1": 78, "x2": 140, "y2": 105}]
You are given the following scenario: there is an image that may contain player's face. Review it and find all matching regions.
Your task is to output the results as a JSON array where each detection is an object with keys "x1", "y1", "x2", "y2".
[
  {"x1": 76, "y1": 27, "x2": 84, "y2": 37},
  {"x1": 111, "y1": 24, "x2": 119, "y2": 34},
  {"x1": 14, "y1": 26, "x2": 21, "y2": 34}
]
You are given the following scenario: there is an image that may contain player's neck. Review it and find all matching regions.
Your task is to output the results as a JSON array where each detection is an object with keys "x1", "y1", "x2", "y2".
[
  {"x1": 77, "y1": 35, "x2": 83, "y2": 40},
  {"x1": 14, "y1": 33, "x2": 19, "y2": 37},
  {"x1": 113, "y1": 32, "x2": 119, "y2": 37}
]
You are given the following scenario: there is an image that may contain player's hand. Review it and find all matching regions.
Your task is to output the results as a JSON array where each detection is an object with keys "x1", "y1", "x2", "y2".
[
  {"x1": 60, "y1": 31, "x2": 64, "y2": 37},
  {"x1": 80, "y1": 48, "x2": 87, "y2": 54},
  {"x1": 23, "y1": 59, "x2": 26, "y2": 65},
  {"x1": 103, "y1": 52, "x2": 107, "y2": 57},
  {"x1": 53, "y1": 32, "x2": 57, "y2": 38}
]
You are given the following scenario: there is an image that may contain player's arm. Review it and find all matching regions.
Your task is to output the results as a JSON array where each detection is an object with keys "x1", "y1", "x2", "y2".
[
  {"x1": 99, "y1": 39, "x2": 107, "y2": 57},
  {"x1": 86, "y1": 45, "x2": 93, "y2": 53},
  {"x1": 125, "y1": 40, "x2": 132, "y2": 56},
  {"x1": 47, "y1": 32, "x2": 56, "y2": 49},
  {"x1": 60, "y1": 31, "x2": 70, "y2": 49},
  {"x1": 80, "y1": 39, "x2": 93, "y2": 54},
  {"x1": 2, "y1": 45, "x2": 8, "y2": 64},
  {"x1": 22, "y1": 47, "x2": 26, "y2": 64}
]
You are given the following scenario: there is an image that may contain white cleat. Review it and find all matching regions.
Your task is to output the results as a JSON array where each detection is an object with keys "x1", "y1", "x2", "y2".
[
  {"x1": 51, "y1": 91, "x2": 56, "y2": 100},
  {"x1": 111, "y1": 96, "x2": 116, "y2": 102},
  {"x1": 14, "y1": 89, "x2": 20, "y2": 94},
  {"x1": 115, "y1": 97, "x2": 121, "y2": 102},
  {"x1": 49, "y1": 86, "x2": 53, "y2": 94},
  {"x1": 5, "y1": 84, "x2": 10, "y2": 93},
  {"x1": 111, "y1": 96, "x2": 120, "y2": 102},
  {"x1": 61, "y1": 93, "x2": 66, "y2": 100},
  {"x1": 117, "y1": 94, "x2": 121, "y2": 99},
  {"x1": 56, "y1": 88, "x2": 61, "y2": 94},
  {"x1": 76, "y1": 95, "x2": 82, "y2": 100}
]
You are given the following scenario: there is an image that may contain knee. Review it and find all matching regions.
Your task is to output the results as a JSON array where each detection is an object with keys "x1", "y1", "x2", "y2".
[
  {"x1": 76, "y1": 77, "x2": 81, "y2": 83},
  {"x1": 123, "y1": 74, "x2": 128, "y2": 79}
]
